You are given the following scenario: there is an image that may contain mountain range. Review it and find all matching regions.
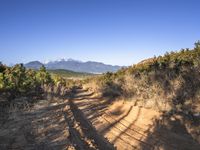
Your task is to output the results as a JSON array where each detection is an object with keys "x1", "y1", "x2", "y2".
[{"x1": 24, "y1": 59, "x2": 122, "y2": 73}]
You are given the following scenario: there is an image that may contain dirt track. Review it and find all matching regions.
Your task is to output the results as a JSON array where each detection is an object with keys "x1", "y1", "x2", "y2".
[
  {"x1": 0, "y1": 89, "x2": 115, "y2": 150},
  {"x1": 0, "y1": 88, "x2": 199, "y2": 150},
  {"x1": 72, "y1": 88, "x2": 200, "y2": 150}
]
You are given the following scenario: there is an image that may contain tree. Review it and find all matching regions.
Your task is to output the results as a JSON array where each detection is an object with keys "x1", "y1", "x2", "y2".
[
  {"x1": 13, "y1": 64, "x2": 26, "y2": 90},
  {"x1": 53, "y1": 75, "x2": 66, "y2": 86},
  {"x1": 0, "y1": 62, "x2": 6, "y2": 73},
  {"x1": 2, "y1": 64, "x2": 26, "y2": 92},
  {"x1": 0, "y1": 72, "x2": 4, "y2": 89},
  {"x1": 194, "y1": 40, "x2": 200, "y2": 49},
  {"x1": 36, "y1": 65, "x2": 52, "y2": 85},
  {"x1": 23, "y1": 69, "x2": 38, "y2": 91}
]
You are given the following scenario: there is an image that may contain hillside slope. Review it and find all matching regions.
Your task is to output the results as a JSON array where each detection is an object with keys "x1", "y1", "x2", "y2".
[{"x1": 84, "y1": 42, "x2": 200, "y2": 146}]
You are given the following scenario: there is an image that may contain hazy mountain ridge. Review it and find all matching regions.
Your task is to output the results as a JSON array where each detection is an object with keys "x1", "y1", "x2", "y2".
[
  {"x1": 24, "y1": 61, "x2": 43, "y2": 70},
  {"x1": 25, "y1": 59, "x2": 122, "y2": 73}
]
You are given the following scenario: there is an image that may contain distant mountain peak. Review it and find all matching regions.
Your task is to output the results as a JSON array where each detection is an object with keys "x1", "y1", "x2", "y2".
[
  {"x1": 25, "y1": 61, "x2": 43, "y2": 65},
  {"x1": 25, "y1": 59, "x2": 122, "y2": 73},
  {"x1": 25, "y1": 61, "x2": 43, "y2": 70},
  {"x1": 67, "y1": 58, "x2": 82, "y2": 62},
  {"x1": 59, "y1": 58, "x2": 66, "y2": 62},
  {"x1": 67, "y1": 58, "x2": 75, "y2": 61},
  {"x1": 45, "y1": 58, "x2": 82, "y2": 64}
]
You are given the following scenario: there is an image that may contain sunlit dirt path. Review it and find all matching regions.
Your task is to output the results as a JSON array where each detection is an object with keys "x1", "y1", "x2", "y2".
[
  {"x1": 72, "y1": 88, "x2": 200, "y2": 150},
  {"x1": 0, "y1": 88, "x2": 199, "y2": 150}
]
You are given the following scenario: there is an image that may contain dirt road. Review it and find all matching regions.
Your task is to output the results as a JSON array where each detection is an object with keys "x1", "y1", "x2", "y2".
[
  {"x1": 72, "y1": 88, "x2": 200, "y2": 150},
  {"x1": 0, "y1": 90, "x2": 114, "y2": 150},
  {"x1": 0, "y1": 88, "x2": 199, "y2": 150}
]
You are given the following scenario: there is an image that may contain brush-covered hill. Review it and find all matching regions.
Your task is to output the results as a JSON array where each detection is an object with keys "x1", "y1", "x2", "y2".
[{"x1": 84, "y1": 41, "x2": 200, "y2": 144}]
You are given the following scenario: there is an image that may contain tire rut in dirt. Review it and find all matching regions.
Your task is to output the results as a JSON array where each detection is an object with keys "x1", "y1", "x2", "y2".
[
  {"x1": 63, "y1": 108, "x2": 92, "y2": 150},
  {"x1": 68, "y1": 94, "x2": 115, "y2": 150}
]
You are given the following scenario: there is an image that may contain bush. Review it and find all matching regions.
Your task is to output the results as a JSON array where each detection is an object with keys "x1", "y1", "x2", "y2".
[{"x1": 0, "y1": 64, "x2": 57, "y2": 98}]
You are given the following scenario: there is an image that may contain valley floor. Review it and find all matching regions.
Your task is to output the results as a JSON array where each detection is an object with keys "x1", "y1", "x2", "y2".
[{"x1": 0, "y1": 88, "x2": 199, "y2": 150}]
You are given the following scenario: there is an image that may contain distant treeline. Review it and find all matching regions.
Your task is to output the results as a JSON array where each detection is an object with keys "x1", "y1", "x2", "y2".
[{"x1": 48, "y1": 69, "x2": 94, "y2": 79}]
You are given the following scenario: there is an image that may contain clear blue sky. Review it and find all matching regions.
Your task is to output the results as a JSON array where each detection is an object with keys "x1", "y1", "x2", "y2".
[{"x1": 0, "y1": 0, "x2": 200, "y2": 66}]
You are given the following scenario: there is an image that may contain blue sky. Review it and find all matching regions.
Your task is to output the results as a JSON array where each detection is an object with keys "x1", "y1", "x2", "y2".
[{"x1": 0, "y1": 0, "x2": 200, "y2": 66}]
